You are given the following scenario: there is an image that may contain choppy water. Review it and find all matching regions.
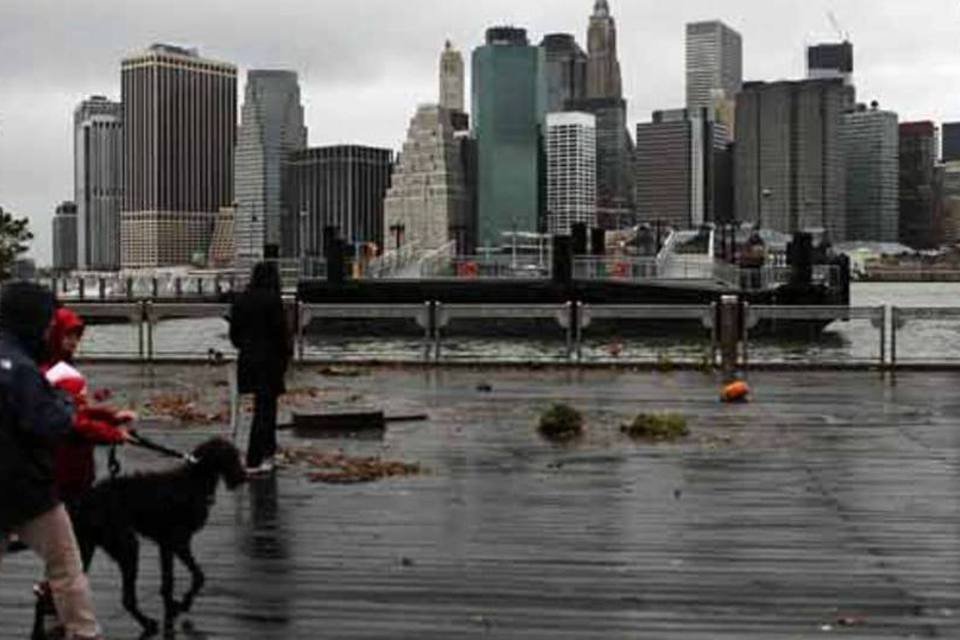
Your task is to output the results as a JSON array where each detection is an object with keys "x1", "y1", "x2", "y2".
[{"x1": 77, "y1": 283, "x2": 960, "y2": 364}]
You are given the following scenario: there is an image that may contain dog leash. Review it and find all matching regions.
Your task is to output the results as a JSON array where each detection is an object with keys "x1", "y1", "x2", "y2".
[{"x1": 128, "y1": 430, "x2": 199, "y2": 464}]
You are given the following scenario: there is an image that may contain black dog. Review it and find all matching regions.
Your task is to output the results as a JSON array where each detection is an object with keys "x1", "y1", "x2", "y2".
[{"x1": 35, "y1": 438, "x2": 247, "y2": 637}]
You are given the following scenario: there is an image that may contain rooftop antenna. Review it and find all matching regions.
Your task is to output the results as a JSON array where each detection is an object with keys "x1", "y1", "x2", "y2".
[{"x1": 826, "y1": 10, "x2": 848, "y2": 41}]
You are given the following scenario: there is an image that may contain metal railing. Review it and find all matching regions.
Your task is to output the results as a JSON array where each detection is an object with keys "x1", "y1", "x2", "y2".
[
  {"x1": 55, "y1": 299, "x2": 960, "y2": 370},
  {"x1": 420, "y1": 255, "x2": 551, "y2": 280}
]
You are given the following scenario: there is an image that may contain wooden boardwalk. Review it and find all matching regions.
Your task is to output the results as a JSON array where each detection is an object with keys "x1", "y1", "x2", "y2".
[{"x1": 3, "y1": 365, "x2": 960, "y2": 638}]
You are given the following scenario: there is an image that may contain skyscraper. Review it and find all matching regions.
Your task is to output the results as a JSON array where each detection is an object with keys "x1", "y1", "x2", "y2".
[
  {"x1": 440, "y1": 41, "x2": 465, "y2": 114},
  {"x1": 540, "y1": 34, "x2": 587, "y2": 113},
  {"x1": 686, "y1": 21, "x2": 742, "y2": 133},
  {"x1": 234, "y1": 70, "x2": 307, "y2": 267},
  {"x1": 734, "y1": 79, "x2": 849, "y2": 241},
  {"x1": 120, "y1": 44, "x2": 237, "y2": 268},
  {"x1": 74, "y1": 96, "x2": 122, "y2": 271},
  {"x1": 286, "y1": 146, "x2": 393, "y2": 257},
  {"x1": 635, "y1": 108, "x2": 728, "y2": 230},
  {"x1": 808, "y1": 41, "x2": 854, "y2": 85},
  {"x1": 941, "y1": 122, "x2": 960, "y2": 162},
  {"x1": 384, "y1": 105, "x2": 471, "y2": 252},
  {"x1": 472, "y1": 27, "x2": 546, "y2": 247},
  {"x1": 52, "y1": 201, "x2": 78, "y2": 272},
  {"x1": 842, "y1": 103, "x2": 899, "y2": 242},
  {"x1": 586, "y1": 0, "x2": 622, "y2": 100},
  {"x1": 567, "y1": 0, "x2": 634, "y2": 229},
  {"x1": 546, "y1": 112, "x2": 597, "y2": 235},
  {"x1": 899, "y1": 122, "x2": 940, "y2": 249}
]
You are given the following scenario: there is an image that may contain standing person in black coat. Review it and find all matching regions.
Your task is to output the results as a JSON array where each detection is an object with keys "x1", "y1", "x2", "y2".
[
  {"x1": 230, "y1": 262, "x2": 290, "y2": 474},
  {"x1": 0, "y1": 282, "x2": 104, "y2": 639}
]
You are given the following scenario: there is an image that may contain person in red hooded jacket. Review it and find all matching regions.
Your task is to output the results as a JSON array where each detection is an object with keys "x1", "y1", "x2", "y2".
[{"x1": 42, "y1": 308, "x2": 135, "y2": 505}]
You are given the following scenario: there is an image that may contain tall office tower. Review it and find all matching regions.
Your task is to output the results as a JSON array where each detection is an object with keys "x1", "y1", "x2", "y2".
[
  {"x1": 440, "y1": 40, "x2": 465, "y2": 114},
  {"x1": 540, "y1": 34, "x2": 588, "y2": 113},
  {"x1": 635, "y1": 108, "x2": 726, "y2": 230},
  {"x1": 472, "y1": 27, "x2": 546, "y2": 247},
  {"x1": 734, "y1": 79, "x2": 849, "y2": 242},
  {"x1": 74, "y1": 96, "x2": 122, "y2": 271},
  {"x1": 941, "y1": 162, "x2": 960, "y2": 246},
  {"x1": 566, "y1": 1, "x2": 634, "y2": 230},
  {"x1": 585, "y1": 0, "x2": 622, "y2": 99},
  {"x1": 686, "y1": 20, "x2": 742, "y2": 135},
  {"x1": 899, "y1": 122, "x2": 941, "y2": 249},
  {"x1": 941, "y1": 122, "x2": 960, "y2": 162},
  {"x1": 234, "y1": 70, "x2": 307, "y2": 267},
  {"x1": 120, "y1": 44, "x2": 237, "y2": 268},
  {"x1": 286, "y1": 146, "x2": 393, "y2": 257},
  {"x1": 546, "y1": 112, "x2": 597, "y2": 235},
  {"x1": 384, "y1": 105, "x2": 471, "y2": 252},
  {"x1": 808, "y1": 41, "x2": 854, "y2": 85},
  {"x1": 841, "y1": 103, "x2": 899, "y2": 242},
  {"x1": 52, "y1": 201, "x2": 79, "y2": 272}
]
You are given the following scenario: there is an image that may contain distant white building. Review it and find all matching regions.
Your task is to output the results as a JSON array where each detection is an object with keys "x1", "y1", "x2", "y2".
[{"x1": 546, "y1": 112, "x2": 597, "y2": 235}]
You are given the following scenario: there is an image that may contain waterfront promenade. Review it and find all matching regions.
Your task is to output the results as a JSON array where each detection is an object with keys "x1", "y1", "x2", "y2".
[{"x1": 3, "y1": 364, "x2": 960, "y2": 638}]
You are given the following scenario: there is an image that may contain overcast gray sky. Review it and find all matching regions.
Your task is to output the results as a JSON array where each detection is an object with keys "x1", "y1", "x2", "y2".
[{"x1": 1, "y1": 0, "x2": 958, "y2": 265}]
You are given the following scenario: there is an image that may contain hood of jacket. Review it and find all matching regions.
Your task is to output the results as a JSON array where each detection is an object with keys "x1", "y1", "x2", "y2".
[
  {"x1": 0, "y1": 282, "x2": 56, "y2": 362},
  {"x1": 47, "y1": 307, "x2": 84, "y2": 365}
]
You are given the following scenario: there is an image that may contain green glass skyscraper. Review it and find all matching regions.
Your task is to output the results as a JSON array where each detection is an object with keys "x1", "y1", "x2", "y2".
[{"x1": 472, "y1": 27, "x2": 546, "y2": 248}]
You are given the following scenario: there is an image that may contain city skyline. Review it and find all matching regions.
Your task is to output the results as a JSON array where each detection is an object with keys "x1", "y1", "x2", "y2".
[{"x1": 2, "y1": 0, "x2": 959, "y2": 263}]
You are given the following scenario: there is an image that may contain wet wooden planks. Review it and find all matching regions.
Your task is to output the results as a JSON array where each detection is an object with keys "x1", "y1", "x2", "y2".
[{"x1": 2, "y1": 367, "x2": 960, "y2": 638}]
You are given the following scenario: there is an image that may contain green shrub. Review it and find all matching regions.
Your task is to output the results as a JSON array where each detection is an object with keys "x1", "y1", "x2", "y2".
[
  {"x1": 538, "y1": 404, "x2": 584, "y2": 441},
  {"x1": 621, "y1": 412, "x2": 689, "y2": 442}
]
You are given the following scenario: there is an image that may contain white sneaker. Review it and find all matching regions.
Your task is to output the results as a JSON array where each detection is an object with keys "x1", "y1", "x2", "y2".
[{"x1": 246, "y1": 461, "x2": 274, "y2": 476}]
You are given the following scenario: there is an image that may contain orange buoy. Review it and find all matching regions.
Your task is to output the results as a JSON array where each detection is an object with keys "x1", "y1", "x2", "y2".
[{"x1": 721, "y1": 380, "x2": 751, "y2": 403}]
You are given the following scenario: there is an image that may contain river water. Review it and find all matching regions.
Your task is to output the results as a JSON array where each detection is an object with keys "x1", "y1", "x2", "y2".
[{"x1": 77, "y1": 283, "x2": 960, "y2": 365}]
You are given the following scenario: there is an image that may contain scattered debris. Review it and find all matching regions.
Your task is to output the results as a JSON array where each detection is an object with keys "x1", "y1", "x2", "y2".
[
  {"x1": 277, "y1": 447, "x2": 422, "y2": 484},
  {"x1": 621, "y1": 412, "x2": 690, "y2": 442},
  {"x1": 835, "y1": 615, "x2": 866, "y2": 627},
  {"x1": 318, "y1": 366, "x2": 367, "y2": 378},
  {"x1": 476, "y1": 382, "x2": 493, "y2": 393},
  {"x1": 537, "y1": 404, "x2": 584, "y2": 442},
  {"x1": 142, "y1": 393, "x2": 228, "y2": 425},
  {"x1": 721, "y1": 380, "x2": 751, "y2": 403}
]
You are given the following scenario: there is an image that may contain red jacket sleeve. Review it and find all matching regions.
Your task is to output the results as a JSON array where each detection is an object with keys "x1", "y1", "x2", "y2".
[
  {"x1": 74, "y1": 409, "x2": 127, "y2": 445},
  {"x1": 83, "y1": 405, "x2": 123, "y2": 424}
]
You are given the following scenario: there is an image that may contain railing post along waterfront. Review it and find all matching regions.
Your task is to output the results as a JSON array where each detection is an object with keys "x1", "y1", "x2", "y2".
[
  {"x1": 879, "y1": 306, "x2": 887, "y2": 368},
  {"x1": 891, "y1": 307, "x2": 898, "y2": 368},
  {"x1": 740, "y1": 301, "x2": 750, "y2": 371}
]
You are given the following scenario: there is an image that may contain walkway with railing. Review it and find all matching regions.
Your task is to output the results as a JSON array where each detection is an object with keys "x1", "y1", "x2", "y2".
[{"x1": 63, "y1": 299, "x2": 960, "y2": 370}]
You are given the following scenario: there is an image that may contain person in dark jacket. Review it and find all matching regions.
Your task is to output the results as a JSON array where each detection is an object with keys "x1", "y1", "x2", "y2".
[
  {"x1": 0, "y1": 282, "x2": 104, "y2": 639},
  {"x1": 230, "y1": 262, "x2": 291, "y2": 473}
]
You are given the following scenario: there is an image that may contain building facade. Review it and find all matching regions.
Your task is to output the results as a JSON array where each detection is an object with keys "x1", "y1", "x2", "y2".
[
  {"x1": 120, "y1": 44, "x2": 237, "y2": 268},
  {"x1": 384, "y1": 105, "x2": 472, "y2": 253},
  {"x1": 941, "y1": 122, "x2": 960, "y2": 163},
  {"x1": 841, "y1": 103, "x2": 899, "y2": 242},
  {"x1": 540, "y1": 33, "x2": 588, "y2": 113},
  {"x1": 808, "y1": 41, "x2": 854, "y2": 84},
  {"x1": 234, "y1": 70, "x2": 307, "y2": 267},
  {"x1": 686, "y1": 20, "x2": 742, "y2": 134},
  {"x1": 472, "y1": 27, "x2": 546, "y2": 248},
  {"x1": 734, "y1": 79, "x2": 850, "y2": 242},
  {"x1": 586, "y1": 0, "x2": 622, "y2": 100},
  {"x1": 440, "y1": 40, "x2": 465, "y2": 114},
  {"x1": 546, "y1": 112, "x2": 597, "y2": 235},
  {"x1": 74, "y1": 96, "x2": 123, "y2": 271},
  {"x1": 899, "y1": 121, "x2": 941, "y2": 249},
  {"x1": 564, "y1": 0, "x2": 634, "y2": 230},
  {"x1": 52, "y1": 201, "x2": 78, "y2": 272},
  {"x1": 635, "y1": 108, "x2": 728, "y2": 230},
  {"x1": 286, "y1": 146, "x2": 393, "y2": 257}
]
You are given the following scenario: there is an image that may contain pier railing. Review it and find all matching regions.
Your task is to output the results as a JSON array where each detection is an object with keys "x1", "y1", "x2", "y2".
[{"x1": 64, "y1": 300, "x2": 960, "y2": 370}]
